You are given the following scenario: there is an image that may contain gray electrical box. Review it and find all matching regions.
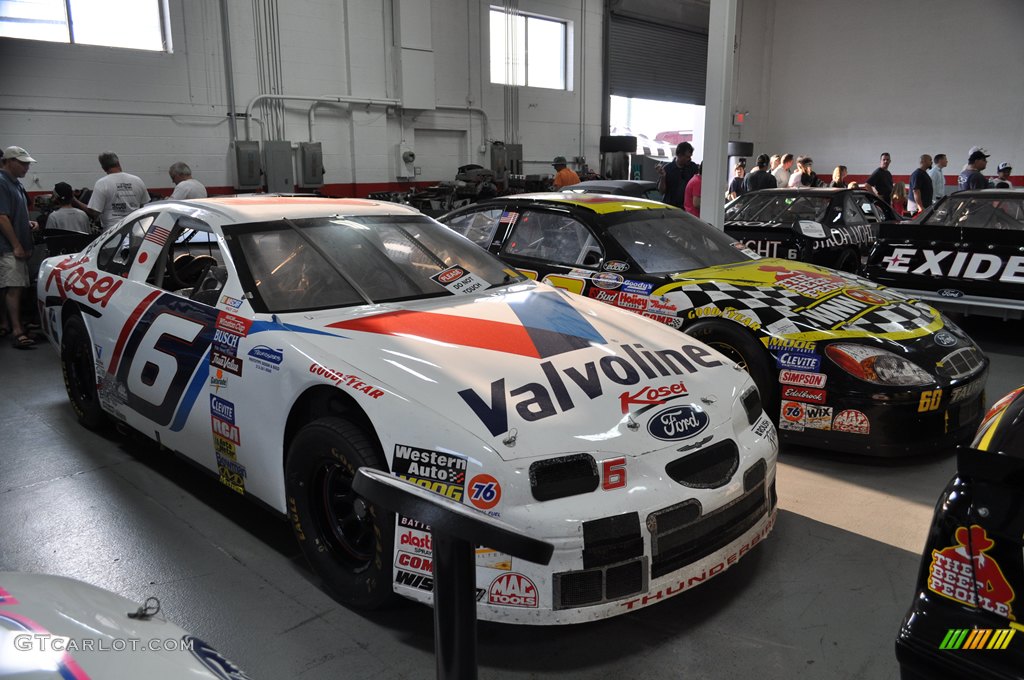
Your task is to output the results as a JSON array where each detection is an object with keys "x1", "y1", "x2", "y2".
[
  {"x1": 264, "y1": 141, "x2": 294, "y2": 194},
  {"x1": 235, "y1": 141, "x2": 262, "y2": 189},
  {"x1": 491, "y1": 143, "x2": 522, "y2": 191},
  {"x1": 299, "y1": 142, "x2": 324, "y2": 187}
]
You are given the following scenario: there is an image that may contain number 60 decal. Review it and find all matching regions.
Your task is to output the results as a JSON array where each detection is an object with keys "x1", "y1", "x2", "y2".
[{"x1": 116, "y1": 295, "x2": 218, "y2": 426}]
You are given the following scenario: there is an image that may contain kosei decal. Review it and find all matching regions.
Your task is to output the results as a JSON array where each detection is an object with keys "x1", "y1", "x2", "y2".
[
  {"x1": 392, "y1": 445, "x2": 468, "y2": 501},
  {"x1": 647, "y1": 405, "x2": 710, "y2": 441},
  {"x1": 468, "y1": 474, "x2": 502, "y2": 510},
  {"x1": 488, "y1": 573, "x2": 538, "y2": 608},
  {"x1": 44, "y1": 258, "x2": 124, "y2": 308},
  {"x1": 928, "y1": 525, "x2": 1015, "y2": 618},
  {"x1": 619, "y1": 380, "x2": 688, "y2": 413},
  {"x1": 832, "y1": 409, "x2": 870, "y2": 434}
]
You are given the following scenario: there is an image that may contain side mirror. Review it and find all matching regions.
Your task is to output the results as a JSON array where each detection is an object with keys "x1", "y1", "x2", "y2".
[{"x1": 795, "y1": 220, "x2": 828, "y2": 239}]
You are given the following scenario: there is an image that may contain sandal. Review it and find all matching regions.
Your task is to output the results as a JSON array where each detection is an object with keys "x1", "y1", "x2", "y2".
[{"x1": 12, "y1": 333, "x2": 36, "y2": 349}]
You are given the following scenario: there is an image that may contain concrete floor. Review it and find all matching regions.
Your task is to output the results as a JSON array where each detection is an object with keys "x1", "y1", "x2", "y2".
[{"x1": 1, "y1": 315, "x2": 1022, "y2": 679}]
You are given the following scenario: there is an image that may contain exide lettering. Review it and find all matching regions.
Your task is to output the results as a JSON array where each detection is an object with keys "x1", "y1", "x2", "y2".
[
  {"x1": 884, "y1": 248, "x2": 1024, "y2": 284},
  {"x1": 459, "y1": 342, "x2": 722, "y2": 436}
]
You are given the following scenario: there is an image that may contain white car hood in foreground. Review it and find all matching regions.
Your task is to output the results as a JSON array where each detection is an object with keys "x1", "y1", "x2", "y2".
[
  {"x1": 287, "y1": 284, "x2": 750, "y2": 460},
  {"x1": 0, "y1": 572, "x2": 249, "y2": 679}
]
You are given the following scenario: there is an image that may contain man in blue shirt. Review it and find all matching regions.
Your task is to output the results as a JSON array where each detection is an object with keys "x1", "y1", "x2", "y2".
[
  {"x1": 866, "y1": 152, "x2": 894, "y2": 200},
  {"x1": 657, "y1": 142, "x2": 699, "y2": 209},
  {"x1": 908, "y1": 154, "x2": 934, "y2": 214},
  {"x1": 958, "y1": 149, "x2": 989, "y2": 191},
  {"x1": 0, "y1": 146, "x2": 39, "y2": 348},
  {"x1": 743, "y1": 154, "x2": 778, "y2": 193}
]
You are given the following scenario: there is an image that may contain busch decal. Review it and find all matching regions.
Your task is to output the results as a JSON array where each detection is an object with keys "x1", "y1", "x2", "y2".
[
  {"x1": 646, "y1": 405, "x2": 710, "y2": 441},
  {"x1": 488, "y1": 573, "x2": 538, "y2": 608},
  {"x1": 928, "y1": 525, "x2": 1015, "y2": 618}
]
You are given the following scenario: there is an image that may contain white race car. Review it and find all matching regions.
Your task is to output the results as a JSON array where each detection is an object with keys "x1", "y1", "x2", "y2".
[
  {"x1": 37, "y1": 196, "x2": 777, "y2": 624},
  {"x1": 0, "y1": 572, "x2": 250, "y2": 678}
]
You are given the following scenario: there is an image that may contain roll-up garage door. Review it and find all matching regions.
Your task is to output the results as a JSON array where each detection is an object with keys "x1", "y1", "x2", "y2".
[{"x1": 608, "y1": 14, "x2": 708, "y2": 105}]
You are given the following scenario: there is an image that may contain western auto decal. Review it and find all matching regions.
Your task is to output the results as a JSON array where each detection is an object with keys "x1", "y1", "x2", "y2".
[
  {"x1": 884, "y1": 248, "x2": 1024, "y2": 283},
  {"x1": 832, "y1": 409, "x2": 870, "y2": 434},
  {"x1": 928, "y1": 525, "x2": 1015, "y2": 618},
  {"x1": 779, "y1": 369, "x2": 826, "y2": 387},
  {"x1": 488, "y1": 573, "x2": 538, "y2": 608},
  {"x1": 392, "y1": 445, "x2": 468, "y2": 501},
  {"x1": 647, "y1": 404, "x2": 710, "y2": 441}
]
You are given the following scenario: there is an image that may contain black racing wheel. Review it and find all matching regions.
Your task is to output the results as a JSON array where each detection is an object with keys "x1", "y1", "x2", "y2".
[
  {"x1": 686, "y1": 320, "x2": 778, "y2": 423},
  {"x1": 285, "y1": 417, "x2": 395, "y2": 609},
  {"x1": 61, "y1": 315, "x2": 107, "y2": 429}
]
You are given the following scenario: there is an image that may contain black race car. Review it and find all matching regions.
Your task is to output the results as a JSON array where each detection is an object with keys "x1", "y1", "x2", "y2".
[
  {"x1": 896, "y1": 386, "x2": 1024, "y2": 679},
  {"x1": 725, "y1": 188, "x2": 899, "y2": 272},
  {"x1": 865, "y1": 189, "x2": 1024, "y2": 319},
  {"x1": 562, "y1": 179, "x2": 662, "y2": 200},
  {"x1": 440, "y1": 193, "x2": 989, "y2": 456}
]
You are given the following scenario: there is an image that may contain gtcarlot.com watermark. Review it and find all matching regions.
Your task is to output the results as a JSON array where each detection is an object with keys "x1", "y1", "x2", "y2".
[{"x1": 11, "y1": 633, "x2": 195, "y2": 653}]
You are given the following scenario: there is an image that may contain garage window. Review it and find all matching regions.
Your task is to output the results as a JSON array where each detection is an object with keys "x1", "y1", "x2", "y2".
[
  {"x1": 0, "y1": 0, "x2": 171, "y2": 52},
  {"x1": 489, "y1": 8, "x2": 568, "y2": 90}
]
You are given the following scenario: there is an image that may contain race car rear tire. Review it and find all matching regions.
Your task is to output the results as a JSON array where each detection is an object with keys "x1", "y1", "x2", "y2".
[
  {"x1": 686, "y1": 320, "x2": 779, "y2": 423},
  {"x1": 60, "y1": 315, "x2": 107, "y2": 430},
  {"x1": 285, "y1": 417, "x2": 395, "y2": 609},
  {"x1": 833, "y1": 248, "x2": 859, "y2": 274}
]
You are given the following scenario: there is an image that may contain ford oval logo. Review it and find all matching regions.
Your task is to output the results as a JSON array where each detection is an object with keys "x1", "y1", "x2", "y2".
[
  {"x1": 934, "y1": 331, "x2": 958, "y2": 347},
  {"x1": 647, "y1": 405, "x2": 710, "y2": 441},
  {"x1": 938, "y1": 288, "x2": 964, "y2": 298}
]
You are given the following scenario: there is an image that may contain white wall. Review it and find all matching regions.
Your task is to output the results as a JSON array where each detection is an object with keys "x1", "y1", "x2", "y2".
[
  {"x1": 735, "y1": 0, "x2": 1024, "y2": 179},
  {"x1": 1, "y1": 0, "x2": 604, "y2": 195}
]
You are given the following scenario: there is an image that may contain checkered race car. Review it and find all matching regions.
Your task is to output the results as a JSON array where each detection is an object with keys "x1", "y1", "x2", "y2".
[
  {"x1": 36, "y1": 196, "x2": 777, "y2": 624},
  {"x1": 440, "y1": 193, "x2": 990, "y2": 456}
]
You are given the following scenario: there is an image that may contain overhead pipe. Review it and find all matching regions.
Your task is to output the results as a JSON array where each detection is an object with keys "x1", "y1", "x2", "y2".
[
  {"x1": 218, "y1": 0, "x2": 237, "y2": 144},
  {"x1": 243, "y1": 93, "x2": 400, "y2": 141}
]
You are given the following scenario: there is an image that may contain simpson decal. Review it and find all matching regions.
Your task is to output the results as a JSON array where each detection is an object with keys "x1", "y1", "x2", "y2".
[
  {"x1": 928, "y1": 525, "x2": 1015, "y2": 618},
  {"x1": 392, "y1": 445, "x2": 468, "y2": 501},
  {"x1": 832, "y1": 409, "x2": 870, "y2": 434}
]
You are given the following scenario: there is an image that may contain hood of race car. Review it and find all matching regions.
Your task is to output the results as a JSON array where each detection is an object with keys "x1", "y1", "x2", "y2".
[
  {"x1": 654, "y1": 258, "x2": 945, "y2": 342},
  {"x1": 0, "y1": 572, "x2": 248, "y2": 679},
  {"x1": 287, "y1": 283, "x2": 751, "y2": 459}
]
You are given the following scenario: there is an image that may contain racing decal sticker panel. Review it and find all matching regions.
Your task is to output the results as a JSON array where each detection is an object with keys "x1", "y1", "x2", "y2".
[{"x1": 928, "y1": 525, "x2": 1015, "y2": 618}]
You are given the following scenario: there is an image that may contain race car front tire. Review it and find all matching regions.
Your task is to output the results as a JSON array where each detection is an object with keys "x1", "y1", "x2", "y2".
[
  {"x1": 60, "y1": 315, "x2": 107, "y2": 430},
  {"x1": 686, "y1": 320, "x2": 779, "y2": 424},
  {"x1": 285, "y1": 416, "x2": 395, "y2": 609}
]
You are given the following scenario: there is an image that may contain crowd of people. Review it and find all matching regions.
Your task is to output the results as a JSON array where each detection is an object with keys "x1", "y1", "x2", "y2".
[
  {"x1": 0, "y1": 146, "x2": 207, "y2": 348},
  {"x1": 657, "y1": 143, "x2": 1015, "y2": 219}
]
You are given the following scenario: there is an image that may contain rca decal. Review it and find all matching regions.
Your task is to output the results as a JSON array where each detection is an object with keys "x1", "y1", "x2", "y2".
[
  {"x1": 928, "y1": 525, "x2": 1015, "y2": 618},
  {"x1": 832, "y1": 409, "x2": 870, "y2": 434},
  {"x1": 392, "y1": 445, "x2": 468, "y2": 501},
  {"x1": 210, "y1": 395, "x2": 245, "y2": 494}
]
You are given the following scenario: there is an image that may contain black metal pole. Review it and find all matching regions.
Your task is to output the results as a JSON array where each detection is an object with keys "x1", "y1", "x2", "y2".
[{"x1": 432, "y1": 532, "x2": 477, "y2": 680}]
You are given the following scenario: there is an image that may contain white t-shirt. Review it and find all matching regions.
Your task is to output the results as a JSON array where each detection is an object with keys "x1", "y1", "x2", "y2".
[
  {"x1": 46, "y1": 207, "x2": 92, "y2": 234},
  {"x1": 87, "y1": 172, "x2": 149, "y2": 228},
  {"x1": 927, "y1": 166, "x2": 945, "y2": 200},
  {"x1": 170, "y1": 178, "x2": 208, "y2": 200},
  {"x1": 773, "y1": 166, "x2": 791, "y2": 187}
]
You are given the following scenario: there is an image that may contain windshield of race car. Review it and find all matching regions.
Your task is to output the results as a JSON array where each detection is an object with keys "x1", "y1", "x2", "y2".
[
  {"x1": 228, "y1": 215, "x2": 525, "y2": 312},
  {"x1": 604, "y1": 211, "x2": 752, "y2": 275},
  {"x1": 922, "y1": 196, "x2": 1024, "y2": 230},
  {"x1": 725, "y1": 193, "x2": 832, "y2": 224}
]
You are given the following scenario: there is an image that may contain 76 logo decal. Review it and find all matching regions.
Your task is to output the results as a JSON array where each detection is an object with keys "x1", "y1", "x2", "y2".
[{"x1": 468, "y1": 474, "x2": 501, "y2": 510}]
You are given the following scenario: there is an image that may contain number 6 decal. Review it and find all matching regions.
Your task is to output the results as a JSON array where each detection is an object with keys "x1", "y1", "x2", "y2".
[{"x1": 116, "y1": 295, "x2": 218, "y2": 426}]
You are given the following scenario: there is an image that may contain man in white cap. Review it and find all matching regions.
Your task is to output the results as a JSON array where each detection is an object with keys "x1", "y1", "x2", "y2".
[
  {"x1": 0, "y1": 146, "x2": 40, "y2": 348},
  {"x1": 991, "y1": 162, "x2": 1013, "y2": 189}
]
